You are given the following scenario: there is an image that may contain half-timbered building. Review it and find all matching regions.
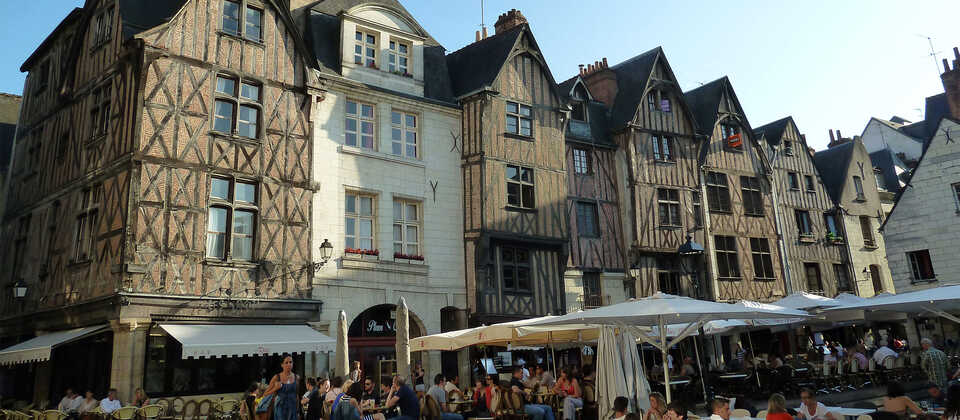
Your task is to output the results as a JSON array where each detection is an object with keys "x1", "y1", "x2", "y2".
[
  {"x1": 0, "y1": 0, "x2": 325, "y2": 404},
  {"x1": 447, "y1": 10, "x2": 568, "y2": 324},
  {"x1": 685, "y1": 77, "x2": 785, "y2": 302},
  {"x1": 755, "y1": 117, "x2": 851, "y2": 296}
]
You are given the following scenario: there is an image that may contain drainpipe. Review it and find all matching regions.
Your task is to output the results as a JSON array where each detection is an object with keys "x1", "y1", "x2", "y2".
[
  {"x1": 767, "y1": 145, "x2": 794, "y2": 295},
  {"x1": 698, "y1": 166, "x2": 718, "y2": 301}
]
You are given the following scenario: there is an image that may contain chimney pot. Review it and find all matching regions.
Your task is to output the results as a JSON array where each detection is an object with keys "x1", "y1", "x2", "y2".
[
  {"x1": 945, "y1": 58, "x2": 951, "y2": 73},
  {"x1": 954, "y1": 47, "x2": 960, "y2": 61},
  {"x1": 837, "y1": 129, "x2": 842, "y2": 139},
  {"x1": 603, "y1": 57, "x2": 608, "y2": 68},
  {"x1": 829, "y1": 130, "x2": 835, "y2": 142},
  {"x1": 482, "y1": 26, "x2": 488, "y2": 39},
  {"x1": 475, "y1": 30, "x2": 481, "y2": 42},
  {"x1": 494, "y1": 8, "x2": 527, "y2": 34}
]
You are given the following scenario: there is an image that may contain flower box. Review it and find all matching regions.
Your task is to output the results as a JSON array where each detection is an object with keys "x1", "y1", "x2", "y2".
[
  {"x1": 393, "y1": 252, "x2": 425, "y2": 263},
  {"x1": 345, "y1": 248, "x2": 380, "y2": 260}
]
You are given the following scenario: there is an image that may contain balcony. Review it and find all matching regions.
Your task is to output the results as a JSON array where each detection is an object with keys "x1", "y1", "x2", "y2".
[{"x1": 578, "y1": 294, "x2": 609, "y2": 310}]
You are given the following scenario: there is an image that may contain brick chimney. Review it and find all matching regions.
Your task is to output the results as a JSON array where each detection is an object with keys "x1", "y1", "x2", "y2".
[
  {"x1": 827, "y1": 129, "x2": 851, "y2": 148},
  {"x1": 581, "y1": 57, "x2": 618, "y2": 107},
  {"x1": 494, "y1": 9, "x2": 527, "y2": 34},
  {"x1": 941, "y1": 47, "x2": 960, "y2": 120}
]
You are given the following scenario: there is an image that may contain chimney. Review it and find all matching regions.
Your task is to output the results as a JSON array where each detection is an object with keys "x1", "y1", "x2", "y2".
[
  {"x1": 482, "y1": 26, "x2": 488, "y2": 39},
  {"x1": 475, "y1": 30, "x2": 481, "y2": 42},
  {"x1": 828, "y1": 129, "x2": 851, "y2": 148},
  {"x1": 828, "y1": 130, "x2": 835, "y2": 142},
  {"x1": 494, "y1": 9, "x2": 527, "y2": 34},
  {"x1": 581, "y1": 57, "x2": 618, "y2": 107},
  {"x1": 942, "y1": 46, "x2": 960, "y2": 120}
]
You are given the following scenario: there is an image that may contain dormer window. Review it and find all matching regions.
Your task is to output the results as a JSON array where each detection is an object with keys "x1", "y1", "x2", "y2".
[
  {"x1": 647, "y1": 90, "x2": 672, "y2": 113},
  {"x1": 355, "y1": 30, "x2": 378, "y2": 67},
  {"x1": 571, "y1": 102, "x2": 586, "y2": 122},
  {"x1": 388, "y1": 40, "x2": 410, "y2": 74}
]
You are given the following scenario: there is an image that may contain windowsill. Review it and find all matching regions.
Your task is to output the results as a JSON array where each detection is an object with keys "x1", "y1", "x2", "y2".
[
  {"x1": 217, "y1": 30, "x2": 265, "y2": 47},
  {"x1": 910, "y1": 278, "x2": 938, "y2": 285},
  {"x1": 863, "y1": 242, "x2": 878, "y2": 249},
  {"x1": 745, "y1": 213, "x2": 765, "y2": 218},
  {"x1": 754, "y1": 277, "x2": 777, "y2": 282},
  {"x1": 805, "y1": 190, "x2": 816, "y2": 193},
  {"x1": 504, "y1": 132, "x2": 535, "y2": 142},
  {"x1": 505, "y1": 205, "x2": 537, "y2": 213},
  {"x1": 789, "y1": 188, "x2": 800, "y2": 192},
  {"x1": 203, "y1": 259, "x2": 260, "y2": 269},
  {"x1": 338, "y1": 145, "x2": 425, "y2": 168},
  {"x1": 709, "y1": 210, "x2": 732, "y2": 215},
  {"x1": 343, "y1": 64, "x2": 424, "y2": 85},
  {"x1": 654, "y1": 159, "x2": 677, "y2": 165},
  {"x1": 798, "y1": 235, "x2": 817, "y2": 243},
  {"x1": 827, "y1": 238, "x2": 846, "y2": 245},
  {"x1": 210, "y1": 130, "x2": 261, "y2": 145},
  {"x1": 657, "y1": 225, "x2": 683, "y2": 230},
  {"x1": 853, "y1": 197, "x2": 867, "y2": 202},
  {"x1": 718, "y1": 277, "x2": 742, "y2": 282},
  {"x1": 340, "y1": 256, "x2": 428, "y2": 275}
]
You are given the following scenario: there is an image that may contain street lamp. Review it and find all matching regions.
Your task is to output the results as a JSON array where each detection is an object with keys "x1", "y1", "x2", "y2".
[
  {"x1": 12, "y1": 281, "x2": 27, "y2": 299},
  {"x1": 319, "y1": 238, "x2": 334, "y2": 262}
]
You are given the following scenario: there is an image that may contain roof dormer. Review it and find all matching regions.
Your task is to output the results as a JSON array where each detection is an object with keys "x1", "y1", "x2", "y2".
[{"x1": 340, "y1": 4, "x2": 428, "y2": 96}]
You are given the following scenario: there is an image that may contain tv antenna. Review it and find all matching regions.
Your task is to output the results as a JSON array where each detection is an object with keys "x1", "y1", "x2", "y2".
[
  {"x1": 480, "y1": 0, "x2": 487, "y2": 33},
  {"x1": 918, "y1": 35, "x2": 943, "y2": 75}
]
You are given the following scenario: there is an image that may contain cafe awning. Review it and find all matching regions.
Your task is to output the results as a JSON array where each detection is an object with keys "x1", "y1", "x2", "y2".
[
  {"x1": 0, "y1": 324, "x2": 109, "y2": 365},
  {"x1": 159, "y1": 324, "x2": 336, "y2": 359}
]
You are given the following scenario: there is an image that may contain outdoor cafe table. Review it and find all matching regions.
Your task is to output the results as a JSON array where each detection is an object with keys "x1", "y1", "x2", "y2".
[
  {"x1": 793, "y1": 407, "x2": 874, "y2": 420},
  {"x1": 448, "y1": 401, "x2": 474, "y2": 413},
  {"x1": 717, "y1": 373, "x2": 749, "y2": 380}
]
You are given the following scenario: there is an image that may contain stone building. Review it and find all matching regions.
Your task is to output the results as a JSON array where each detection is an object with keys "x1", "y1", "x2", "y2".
[
  {"x1": 0, "y1": 0, "x2": 329, "y2": 404},
  {"x1": 296, "y1": 0, "x2": 466, "y2": 382}
]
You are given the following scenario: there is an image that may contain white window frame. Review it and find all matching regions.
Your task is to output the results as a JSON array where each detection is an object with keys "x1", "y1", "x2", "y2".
[
  {"x1": 354, "y1": 29, "x2": 378, "y2": 67},
  {"x1": 390, "y1": 110, "x2": 418, "y2": 158},
  {"x1": 206, "y1": 177, "x2": 259, "y2": 261},
  {"x1": 506, "y1": 101, "x2": 533, "y2": 137},
  {"x1": 573, "y1": 148, "x2": 591, "y2": 174},
  {"x1": 387, "y1": 39, "x2": 411, "y2": 75},
  {"x1": 345, "y1": 100, "x2": 376, "y2": 150},
  {"x1": 345, "y1": 192, "x2": 377, "y2": 251},
  {"x1": 951, "y1": 183, "x2": 960, "y2": 212},
  {"x1": 392, "y1": 199, "x2": 421, "y2": 257}
]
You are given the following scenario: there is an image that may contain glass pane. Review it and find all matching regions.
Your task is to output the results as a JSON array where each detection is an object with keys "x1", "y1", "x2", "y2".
[
  {"x1": 233, "y1": 210, "x2": 254, "y2": 234},
  {"x1": 406, "y1": 225, "x2": 417, "y2": 243},
  {"x1": 345, "y1": 194, "x2": 356, "y2": 213},
  {"x1": 521, "y1": 168, "x2": 532, "y2": 183},
  {"x1": 394, "y1": 243, "x2": 403, "y2": 254},
  {"x1": 390, "y1": 41, "x2": 396, "y2": 50},
  {"x1": 502, "y1": 267, "x2": 515, "y2": 289},
  {"x1": 356, "y1": 32, "x2": 362, "y2": 41},
  {"x1": 345, "y1": 118, "x2": 357, "y2": 133},
  {"x1": 507, "y1": 183, "x2": 520, "y2": 206},
  {"x1": 206, "y1": 232, "x2": 226, "y2": 258},
  {"x1": 240, "y1": 83, "x2": 260, "y2": 101},
  {"x1": 405, "y1": 131, "x2": 416, "y2": 144},
  {"x1": 506, "y1": 115, "x2": 518, "y2": 133},
  {"x1": 393, "y1": 224, "x2": 402, "y2": 241},
  {"x1": 214, "y1": 101, "x2": 234, "y2": 133},
  {"x1": 236, "y1": 182, "x2": 256, "y2": 203},
  {"x1": 517, "y1": 268, "x2": 530, "y2": 290},
  {"x1": 520, "y1": 118, "x2": 532, "y2": 136},
  {"x1": 208, "y1": 207, "x2": 228, "y2": 231},
  {"x1": 346, "y1": 100, "x2": 357, "y2": 115},
  {"x1": 344, "y1": 217, "x2": 355, "y2": 235},
  {"x1": 399, "y1": 44, "x2": 408, "y2": 54},
  {"x1": 345, "y1": 133, "x2": 357, "y2": 147},
  {"x1": 361, "y1": 121, "x2": 374, "y2": 135},
  {"x1": 506, "y1": 102, "x2": 518, "y2": 114},
  {"x1": 406, "y1": 144, "x2": 416, "y2": 158},
  {"x1": 366, "y1": 34, "x2": 375, "y2": 44},
  {"x1": 359, "y1": 219, "x2": 372, "y2": 237},
  {"x1": 502, "y1": 248, "x2": 515, "y2": 262},
  {"x1": 392, "y1": 128, "x2": 402, "y2": 141},
  {"x1": 361, "y1": 104, "x2": 374, "y2": 118},
  {"x1": 360, "y1": 197, "x2": 373, "y2": 215},
  {"x1": 232, "y1": 236, "x2": 252, "y2": 260},
  {"x1": 405, "y1": 114, "x2": 416, "y2": 127},
  {"x1": 393, "y1": 201, "x2": 403, "y2": 221},
  {"x1": 245, "y1": 7, "x2": 262, "y2": 41},
  {"x1": 392, "y1": 142, "x2": 402, "y2": 155},
  {"x1": 360, "y1": 238, "x2": 373, "y2": 250},
  {"x1": 392, "y1": 112, "x2": 401, "y2": 125},
  {"x1": 522, "y1": 185, "x2": 535, "y2": 208},
  {"x1": 210, "y1": 178, "x2": 230, "y2": 200},
  {"x1": 406, "y1": 244, "x2": 418, "y2": 256},
  {"x1": 506, "y1": 166, "x2": 519, "y2": 180},
  {"x1": 406, "y1": 204, "x2": 417, "y2": 221},
  {"x1": 238, "y1": 106, "x2": 258, "y2": 138},
  {"x1": 361, "y1": 135, "x2": 373, "y2": 149},
  {"x1": 216, "y1": 77, "x2": 236, "y2": 96},
  {"x1": 222, "y1": 1, "x2": 240, "y2": 35}
]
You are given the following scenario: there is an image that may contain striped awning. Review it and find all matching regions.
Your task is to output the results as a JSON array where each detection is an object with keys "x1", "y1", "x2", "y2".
[
  {"x1": 159, "y1": 324, "x2": 336, "y2": 359},
  {"x1": 0, "y1": 325, "x2": 110, "y2": 365}
]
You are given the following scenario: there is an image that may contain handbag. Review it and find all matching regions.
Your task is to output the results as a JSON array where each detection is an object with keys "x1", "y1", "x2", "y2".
[{"x1": 257, "y1": 395, "x2": 275, "y2": 414}]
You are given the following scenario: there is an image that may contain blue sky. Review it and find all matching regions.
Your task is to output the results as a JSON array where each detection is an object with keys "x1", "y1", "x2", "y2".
[{"x1": 1, "y1": 1, "x2": 957, "y2": 150}]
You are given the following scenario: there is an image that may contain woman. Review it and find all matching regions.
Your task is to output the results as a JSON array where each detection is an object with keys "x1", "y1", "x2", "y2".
[
  {"x1": 132, "y1": 388, "x2": 150, "y2": 407},
  {"x1": 553, "y1": 369, "x2": 582, "y2": 420},
  {"x1": 78, "y1": 391, "x2": 99, "y2": 420},
  {"x1": 882, "y1": 382, "x2": 923, "y2": 419},
  {"x1": 259, "y1": 354, "x2": 301, "y2": 420},
  {"x1": 850, "y1": 345, "x2": 869, "y2": 371},
  {"x1": 472, "y1": 376, "x2": 494, "y2": 416},
  {"x1": 329, "y1": 382, "x2": 363, "y2": 420},
  {"x1": 327, "y1": 376, "x2": 345, "y2": 403},
  {"x1": 303, "y1": 378, "x2": 318, "y2": 406},
  {"x1": 943, "y1": 383, "x2": 960, "y2": 420},
  {"x1": 665, "y1": 401, "x2": 687, "y2": 420},
  {"x1": 240, "y1": 383, "x2": 259, "y2": 420},
  {"x1": 645, "y1": 392, "x2": 667, "y2": 420},
  {"x1": 766, "y1": 394, "x2": 793, "y2": 420},
  {"x1": 350, "y1": 362, "x2": 363, "y2": 383}
]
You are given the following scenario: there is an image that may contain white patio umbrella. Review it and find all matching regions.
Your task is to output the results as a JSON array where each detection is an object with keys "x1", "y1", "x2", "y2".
[
  {"x1": 823, "y1": 285, "x2": 960, "y2": 323},
  {"x1": 410, "y1": 315, "x2": 601, "y2": 351},
  {"x1": 396, "y1": 297, "x2": 411, "y2": 379},
  {"x1": 335, "y1": 310, "x2": 350, "y2": 377},
  {"x1": 597, "y1": 327, "x2": 651, "y2": 418},
  {"x1": 522, "y1": 293, "x2": 811, "y2": 402}
]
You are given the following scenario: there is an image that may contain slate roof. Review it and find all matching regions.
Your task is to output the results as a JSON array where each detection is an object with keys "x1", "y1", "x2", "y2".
[
  {"x1": 306, "y1": 1, "x2": 454, "y2": 103},
  {"x1": 21, "y1": 8, "x2": 84, "y2": 71},
  {"x1": 898, "y1": 93, "x2": 951, "y2": 142},
  {"x1": 605, "y1": 47, "x2": 661, "y2": 129},
  {"x1": 869, "y1": 148, "x2": 907, "y2": 193},
  {"x1": 0, "y1": 123, "x2": 15, "y2": 171},
  {"x1": 753, "y1": 116, "x2": 792, "y2": 146},
  {"x1": 118, "y1": 0, "x2": 189, "y2": 40},
  {"x1": 683, "y1": 77, "x2": 729, "y2": 136},
  {"x1": 446, "y1": 24, "x2": 525, "y2": 98},
  {"x1": 812, "y1": 141, "x2": 856, "y2": 204}
]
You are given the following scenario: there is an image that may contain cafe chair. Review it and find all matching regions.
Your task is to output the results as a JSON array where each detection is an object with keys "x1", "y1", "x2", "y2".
[
  {"x1": 28, "y1": 410, "x2": 42, "y2": 420},
  {"x1": 213, "y1": 400, "x2": 238, "y2": 420},
  {"x1": 686, "y1": 413, "x2": 700, "y2": 420},
  {"x1": 111, "y1": 407, "x2": 137, "y2": 420},
  {"x1": 422, "y1": 395, "x2": 442, "y2": 420},
  {"x1": 730, "y1": 409, "x2": 751, "y2": 419},
  {"x1": 196, "y1": 401, "x2": 212, "y2": 420},
  {"x1": 756, "y1": 410, "x2": 767, "y2": 419},
  {"x1": 138, "y1": 405, "x2": 163, "y2": 420},
  {"x1": 38, "y1": 411, "x2": 66, "y2": 420}
]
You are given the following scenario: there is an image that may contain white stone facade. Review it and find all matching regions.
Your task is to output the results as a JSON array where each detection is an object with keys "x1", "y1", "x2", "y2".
[
  {"x1": 884, "y1": 119, "x2": 960, "y2": 293},
  {"x1": 861, "y1": 118, "x2": 925, "y2": 162}
]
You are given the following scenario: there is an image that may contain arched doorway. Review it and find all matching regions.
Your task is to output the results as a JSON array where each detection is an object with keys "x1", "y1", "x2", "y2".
[{"x1": 348, "y1": 304, "x2": 423, "y2": 388}]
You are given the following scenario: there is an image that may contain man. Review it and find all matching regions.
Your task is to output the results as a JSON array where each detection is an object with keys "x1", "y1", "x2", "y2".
[
  {"x1": 58, "y1": 388, "x2": 83, "y2": 414},
  {"x1": 873, "y1": 343, "x2": 898, "y2": 366},
  {"x1": 444, "y1": 375, "x2": 461, "y2": 394},
  {"x1": 921, "y1": 337, "x2": 949, "y2": 389},
  {"x1": 798, "y1": 388, "x2": 834, "y2": 420},
  {"x1": 100, "y1": 389, "x2": 122, "y2": 414},
  {"x1": 535, "y1": 365, "x2": 555, "y2": 389},
  {"x1": 510, "y1": 366, "x2": 556, "y2": 420},
  {"x1": 326, "y1": 376, "x2": 344, "y2": 403},
  {"x1": 927, "y1": 383, "x2": 946, "y2": 408},
  {"x1": 709, "y1": 398, "x2": 730, "y2": 420},
  {"x1": 679, "y1": 356, "x2": 698, "y2": 376},
  {"x1": 350, "y1": 361, "x2": 363, "y2": 383},
  {"x1": 362, "y1": 378, "x2": 380, "y2": 404},
  {"x1": 611, "y1": 397, "x2": 628, "y2": 420},
  {"x1": 427, "y1": 374, "x2": 465, "y2": 420},
  {"x1": 386, "y1": 376, "x2": 419, "y2": 420}
]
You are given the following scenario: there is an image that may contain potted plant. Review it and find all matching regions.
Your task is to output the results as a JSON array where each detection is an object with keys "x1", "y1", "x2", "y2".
[{"x1": 393, "y1": 252, "x2": 425, "y2": 264}]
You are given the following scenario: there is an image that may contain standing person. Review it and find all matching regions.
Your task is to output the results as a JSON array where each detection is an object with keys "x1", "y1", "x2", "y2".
[
  {"x1": 260, "y1": 354, "x2": 300, "y2": 420},
  {"x1": 386, "y1": 376, "x2": 419, "y2": 420},
  {"x1": 709, "y1": 398, "x2": 730, "y2": 420},
  {"x1": 882, "y1": 382, "x2": 923, "y2": 418},
  {"x1": 413, "y1": 363, "x2": 426, "y2": 392},
  {"x1": 350, "y1": 362, "x2": 363, "y2": 383},
  {"x1": 765, "y1": 394, "x2": 793, "y2": 420},
  {"x1": 645, "y1": 393, "x2": 667, "y2": 420},
  {"x1": 611, "y1": 397, "x2": 629, "y2": 420},
  {"x1": 132, "y1": 388, "x2": 150, "y2": 407},
  {"x1": 100, "y1": 389, "x2": 122, "y2": 414},
  {"x1": 240, "y1": 383, "x2": 260, "y2": 420},
  {"x1": 509, "y1": 367, "x2": 555, "y2": 420},
  {"x1": 303, "y1": 378, "x2": 318, "y2": 406},
  {"x1": 797, "y1": 389, "x2": 834, "y2": 420},
  {"x1": 428, "y1": 374, "x2": 466, "y2": 420},
  {"x1": 58, "y1": 388, "x2": 83, "y2": 414},
  {"x1": 553, "y1": 369, "x2": 581, "y2": 420},
  {"x1": 921, "y1": 338, "x2": 950, "y2": 389}
]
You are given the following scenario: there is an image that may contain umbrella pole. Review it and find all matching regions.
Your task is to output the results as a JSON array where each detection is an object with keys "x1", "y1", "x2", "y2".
[
  {"x1": 694, "y1": 331, "x2": 708, "y2": 403},
  {"x1": 659, "y1": 316, "x2": 672, "y2": 403},
  {"x1": 746, "y1": 330, "x2": 760, "y2": 389},
  {"x1": 550, "y1": 332, "x2": 558, "y2": 377}
]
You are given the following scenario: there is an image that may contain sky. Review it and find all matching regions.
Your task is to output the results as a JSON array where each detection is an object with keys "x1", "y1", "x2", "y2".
[{"x1": 1, "y1": 1, "x2": 958, "y2": 150}]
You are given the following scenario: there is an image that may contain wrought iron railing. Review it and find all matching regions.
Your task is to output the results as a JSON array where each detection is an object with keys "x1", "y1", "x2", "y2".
[{"x1": 578, "y1": 294, "x2": 609, "y2": 310}]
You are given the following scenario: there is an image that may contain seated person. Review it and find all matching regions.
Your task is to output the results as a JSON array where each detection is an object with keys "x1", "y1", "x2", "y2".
[
  {"x1": 58, "y1": 388, "x2": 83, "y2": 414},
  {"x1": 509, "y1": 367, "x2": 555, "y2": 420},
  {"x1": 100, "y1": 389, "x2": 122, "y2": 414},
  {"x1": 882, "y1": 382, "x2": 923, "y2": 419},
  {"x1": 709, "y1": 398, "x2": 730, "y2": 420},
  {"x1": 386, "y1": 376, "x2": 419, "y2": 420},
  {"x1": 611, "y1": 397, "x2": 629, "y2": 420},
  {"x1": 926, "y1": 383, "x2": 946, "y2": 408},
  {"x1": 664, "y1": 401, "x2": 687, "y2": 420},
  {"x1": 765, "y1": 394, "x2": 792, "y2": 420},
  {"x1": 427, "y1": 374, "x2": 464, "y2": 420},
  {"x1": 798, "y1": 388, "x2": 834, "y2": 420}
]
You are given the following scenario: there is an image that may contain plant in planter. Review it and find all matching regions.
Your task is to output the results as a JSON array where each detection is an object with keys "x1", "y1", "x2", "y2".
[
  {"x1": 393, "y1": 252, "x2": 425, "y2": 263},
  {"x1": 366, "y1": 62, "x2": 379, "y2": 70},
  {"x1": 345, "y1": 248, "x2": 380, "y2": 258},
  {"x1": 825, "y1": 232, "x2": 844, "y2": 243}
]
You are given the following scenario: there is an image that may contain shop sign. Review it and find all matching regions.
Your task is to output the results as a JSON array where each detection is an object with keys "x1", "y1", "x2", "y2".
[{"x1": 366, "y1": 319, "x2": 395, "y2": 334}]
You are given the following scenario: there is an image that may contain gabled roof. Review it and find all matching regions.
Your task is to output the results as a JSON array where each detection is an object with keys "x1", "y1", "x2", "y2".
[
  {"x1": 21, "y1": 8, "x2": 84, "y2": 71},
  {"x1": 556, "y1": 76, "x2": 613, "y2": 147},
  {"x1": 753, "y1": 116, "x2": 793, "y2": 146},
  {"x1": 869, "y1": 148, "x2": 908, "y2": 193},
  {"x1": 683, "y1": 77, "x2": 730, "y2": 136},
  {"x1": 118, "y1": 0, "x2": 189, "y2": 40},
  {"x1": 606, "y1": 47, "x2": 661, "y2": 128},
  {"x1": 445, "y1": 25, "x2": 525, "y2": 98},
  {"x1": 813, "y1": 141, "x2": 856, "y2": 204},
  {"x1": 309, "y1": 0, "x2": 440, "y2": 46}
]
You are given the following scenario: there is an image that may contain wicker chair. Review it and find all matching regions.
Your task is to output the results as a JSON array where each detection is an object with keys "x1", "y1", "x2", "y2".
[
  {"x1": 179, "y1": 401, "x2": 198, "y2": 420},
  {"x1": 422, "y1": 395, "x2": 442, "y2": 420},
  {"x1": 38, "y1": 410, "x2": 66, "y2": 420},
  {"x1": 110, "y1": 407, "x2": 137, "y2": 420},
  {"x1": 213, "y1": 400, "x2": 238, "y2": 420},
  {"x1": 138, "y1": 405, "x2": 164, "y2": 420}
]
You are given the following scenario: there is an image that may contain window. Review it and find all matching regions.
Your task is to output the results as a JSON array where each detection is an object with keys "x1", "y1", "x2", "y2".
[
  {"x1": 345, "y1": 100, "x2": 375, "y2": 149},
  {"x1": 354, "y1": 30, "x2": 378, "y2": 67},
  {"x1": 721, "y1": 123, "x2": 743, "y2": 150},
  {"x1": 573, "y1": 148, "x2": 591, "y2": 174},
  {"x1": 647, "y1": 90, "x2": 671, "y2": 113},
  {"x1": 345, "y1": 192, "x2": 376, "y2": 251},
  {"x1": 788, "y1": 172, "x2": 800, "y2": 190},
  {"x1": 387, "y1": 39, "x2": 410, "y2": 74},
  {"x1": 834, "y1": 264, "x2": 852, "y2": 292},
  {"x1": 390, "y1": 111, "x2": 417, "y2": 158},
  {"x1": 657, "y1": 189, "x2": 681, "y2": 227},
  {"x1": 506, "y1": 165, "x2": 535, "y2": 209},
  {"x1": 90, "y1": 85, "x2": 111, "y2": 137},
  {"x1": 859, "y1": 216, "x2": 875, "y2": 247},
  {"x1": 576, "y1": 202, "x2": 600, "y2": 237},
  {"x1": 657, "y1": 258, "x2": 682, "y2": 295},
  {"x1": 506, "y1": 101, "x2": 533, "y2": 137},
  {"x1": 652, "y1": 136, "x2": 674, "y2": 162},
  {"x1": 623, "y1": 278, "x2": 636, "y2": 300},
  {"x1": 571, "y1": 101, "x2": 586, "y2": 122},
  {"x1": 12, "y1": 216, "x2": 30, "y2": 282},
  {"x1": 213, "y1": 75, "x2": 261, "y2": 139},
  {"x1": 804, "y1": 263, "x2": 823, "y2": 294},
  {"x1": 951, "y1": 183, "x2": 960, "y2": 211},
  {"x1": 206, "y1": 178, "x2": 258, "y2": 260},
  {"x1": 853, "y1": 176, "x2": 865, "y2": 200},
  {"x1": 34, "y1": 61, "x2": 49, "y2": 95},
  {"x1": 501, "y1": 246, "x2": 531, "y2": 293},
  {"x1": 706, "y1": 172, "x2": 731, "y2": 212},
  {"x1": 824, "y1": 213, "x2": 841, "y2": 238},
  {"x1": 784, "y1": 140, "x2": 794, "y2": 156},
  {"x1": 714, "y1": 236, "x2": 740, "y2": 280},
  {"x1": 740, "y1": 176, "x2": 764, "y2": 216},
  {"x1": 92, "y1": 6, "x2": 114, "y2": 46},
  {"x1": 393, "y1": 200, "x2": 420, "y2": 256},
  {"x1": 750, "y1": 238, "x2": 776, "y2": 280},
  {"x1": 907, "y1": 250, "x2": 936, "y2": 282},
  {"x1": 74, "y1": 187, "x2": 100, "y2": 262},
  {"x1": 795, "y1": 210, "x2": 813, "y2": 237},
  {"x1": 804, "y1": 175, "x2": 815, "y2": 192},
  {"x1": 870, "y1": 265, "x2": 883, "y2": 294},
  {"x1": 692, "y1": 192, "x2": 703, "y2": 227},
  {"x1": 222, "y1": 1, "x2": 262, "y2": 42}
]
